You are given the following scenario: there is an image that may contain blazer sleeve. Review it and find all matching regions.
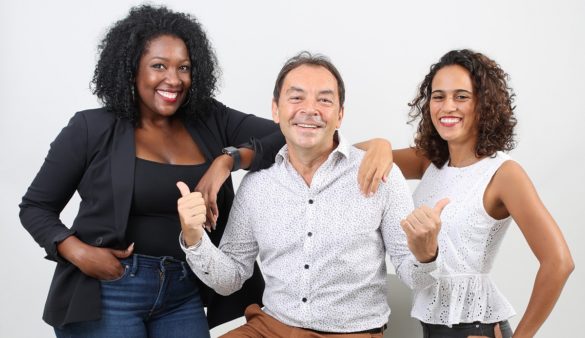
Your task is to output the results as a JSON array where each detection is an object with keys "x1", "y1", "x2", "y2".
[
  {"x1": 213, "y1": 101, "x2": 285, "y2": 172},
  {"x1": 19, "y1": 112, "x2": 88, "y2": 262}
]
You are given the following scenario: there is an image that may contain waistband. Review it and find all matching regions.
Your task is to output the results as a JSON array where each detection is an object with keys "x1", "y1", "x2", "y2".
[
  {"x1": 421, "y1": 320, "x2": 506, "y2": 329},
  {"x1": 120, "y1": 253, "x2": 192, "y2": 278},
  {"x1": 306, "y1": 324, "x2": 387, "y2": 335}
]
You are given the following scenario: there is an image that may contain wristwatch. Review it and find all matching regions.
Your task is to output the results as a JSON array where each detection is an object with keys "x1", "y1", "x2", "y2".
[{"x1": 222, "y1": 146, "x2": 241, "y2": 172}]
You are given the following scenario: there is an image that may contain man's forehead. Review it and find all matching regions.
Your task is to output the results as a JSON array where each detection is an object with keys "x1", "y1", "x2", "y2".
[
  {"x1": 286, "y1": 64, "x2": 335, "y2": 79},
  {"x1": 282, "y1": 66, "x2": 337, "y2": 91}
]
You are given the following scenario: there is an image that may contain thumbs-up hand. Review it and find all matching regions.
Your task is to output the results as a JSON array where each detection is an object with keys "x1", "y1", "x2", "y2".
[
  {"x1": 400, "y1": 198, "x2": 449, "y2": 263},
  {"x1": 177, "y1": 181, "x2": 207, "y2": 247}
]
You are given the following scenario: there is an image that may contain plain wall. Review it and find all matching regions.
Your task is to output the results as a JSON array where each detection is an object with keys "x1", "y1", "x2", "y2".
[{"x1": 1, "y1": 1, "x2": 583, "y2": 337}]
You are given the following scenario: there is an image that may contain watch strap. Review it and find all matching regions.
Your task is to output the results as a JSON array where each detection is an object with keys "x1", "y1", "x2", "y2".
[{"x1": 222, "y1": 146, "x2": 241, "y2": 172}]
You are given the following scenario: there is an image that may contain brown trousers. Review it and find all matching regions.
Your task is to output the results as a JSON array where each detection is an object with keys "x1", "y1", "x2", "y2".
[{"x1": 221, "y1": 304, "x2": 384, "y2": 338}]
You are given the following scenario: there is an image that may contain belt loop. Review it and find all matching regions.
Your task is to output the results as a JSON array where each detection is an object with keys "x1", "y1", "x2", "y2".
[
  {"x1": 159, "y1": 256, "x2": 167, "y2": 274},
  {"x1": 180, "y1": 261, "x2": 188, "y2": 280},
  {"x1": 130, "y1": 254, "x2": 138, "y2": 276}
]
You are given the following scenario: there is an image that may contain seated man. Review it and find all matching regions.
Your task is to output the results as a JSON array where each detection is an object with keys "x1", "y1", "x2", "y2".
[{"x1": 177, "y1": 52, "x2": 428, "y2": 337}]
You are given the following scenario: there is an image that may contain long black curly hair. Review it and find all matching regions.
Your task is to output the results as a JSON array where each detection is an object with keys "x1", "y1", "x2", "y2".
[
  {"x1": 91, "y1": 5, "x2": 219, "y2": 124},
  {"x1": 408, "y1": 49, "x2": 517, "y2": 168}
]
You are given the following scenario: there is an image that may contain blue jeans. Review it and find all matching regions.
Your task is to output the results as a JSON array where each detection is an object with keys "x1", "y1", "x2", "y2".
[
  {"x1": 420, "y1": 320, "x2": 513, "y2": 338},
  {"x1": 54, "y1": 254, "x2": 210, "y2": 338}
]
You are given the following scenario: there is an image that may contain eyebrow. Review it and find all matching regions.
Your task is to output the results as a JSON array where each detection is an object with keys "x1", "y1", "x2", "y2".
[
  {"x1": 148, "y1": 56, "x2": 191, "y2": 63},
  {"x1": 286, "y1": 86, "x2": 305, "y2": 95},
  {"x1": 318, "y1": 89, "x2": 335, "y2": 96},
  {"x1": 431, "y1": 89, "x2": 473, "y2": 94},
  {"x1": 285, "y1": 86, "x2": 335, "y2": 96}
]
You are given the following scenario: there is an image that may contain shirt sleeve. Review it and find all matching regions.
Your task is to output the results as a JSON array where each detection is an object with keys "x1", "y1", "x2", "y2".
[
  {"x1": 182, "y1": 173, "x2": 259, "y2": 295},
  {"x1": 380, "y1": 165, "x2": 439, "y2": 290},
  {"x1": 214, "y1": 101, "x2": 285, "y2": 172},
  {"x1": 18, "y1": 112, "x2": 87, "y2": 262}
]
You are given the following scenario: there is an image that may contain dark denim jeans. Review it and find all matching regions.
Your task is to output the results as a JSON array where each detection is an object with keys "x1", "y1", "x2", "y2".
[
  {"x1": 55, "y1": 254, "x2": 210, "y2": 338},
  {"x1": 421, "y1": 320, "x2": 513, "y2": 338}
]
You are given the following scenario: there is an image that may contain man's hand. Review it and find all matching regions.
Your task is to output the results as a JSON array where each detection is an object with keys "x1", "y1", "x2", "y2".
[
  {"x1": 177, "y1": 181, "x2": 207, "y2": 246},
  {"x1": 57, "y1": 236, "x2": 133, "y2": 280},
  {"x1": 357, "y1": 138, "x2": 393, "y2": 196},
  {"x1": 400, "y1": 198, "x2": 449, "y2": 263}
]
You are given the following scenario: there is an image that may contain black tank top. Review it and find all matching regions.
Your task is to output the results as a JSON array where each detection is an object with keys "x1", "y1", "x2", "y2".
[{"x1": 126, "y1": 157, "x2": 209, "y2": 260}]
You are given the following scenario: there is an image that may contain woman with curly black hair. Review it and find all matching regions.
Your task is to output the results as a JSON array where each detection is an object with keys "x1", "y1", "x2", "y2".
[
  {"x1": 18, "y1": 5, "x2": 393, "y2": 337},
  {"x1": 393, "y1": 50, "x2": 573, "y2": 337}
]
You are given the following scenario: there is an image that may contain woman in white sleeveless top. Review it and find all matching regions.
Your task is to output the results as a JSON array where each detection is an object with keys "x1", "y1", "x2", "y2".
[{"x1": 393, "y1": 50, "x2": 573, "y2": 338}]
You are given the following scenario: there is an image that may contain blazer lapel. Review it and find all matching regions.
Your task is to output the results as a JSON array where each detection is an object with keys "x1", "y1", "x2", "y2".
[
  {"x1": 186, "y1": 119, "x2": 214, "y2": 162},
  {"x1": 111, "y1": 119, "x2": 135, "y2": 239}
]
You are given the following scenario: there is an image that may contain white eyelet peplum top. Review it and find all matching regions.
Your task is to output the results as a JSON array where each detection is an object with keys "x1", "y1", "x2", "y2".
[{"x1": 410, "y1": 151, "x2": 516, "y2": 326}]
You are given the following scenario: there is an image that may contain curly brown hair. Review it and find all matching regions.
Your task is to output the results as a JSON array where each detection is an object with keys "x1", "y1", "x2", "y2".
[{"x1": 408, "y1": 49, "x2": 517, "y2": 168}]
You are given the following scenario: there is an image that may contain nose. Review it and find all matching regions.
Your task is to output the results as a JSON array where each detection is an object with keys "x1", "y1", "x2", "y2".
[
  {"x1": 443, "y1": 97, "x2": 457, "y2": 112},
  {"x1": 165, "y1": 69, "x2": 182, "y2": 86},
  {"x1": 301, "y1": 98, "x2": 319, "y2": 115}
]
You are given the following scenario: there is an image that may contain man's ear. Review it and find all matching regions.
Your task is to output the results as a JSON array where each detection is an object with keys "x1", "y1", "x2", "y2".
[
  {"x1": 272, "y1": 100, "x2": 280, "y2": 123},
  {"x1": 336, "y1": 107, "x2": 344, "y2": 129}
]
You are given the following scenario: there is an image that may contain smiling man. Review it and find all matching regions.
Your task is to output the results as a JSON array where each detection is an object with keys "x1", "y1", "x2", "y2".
[{"x1": 178, "y1": 52, "x2": 425, "y2": 337}]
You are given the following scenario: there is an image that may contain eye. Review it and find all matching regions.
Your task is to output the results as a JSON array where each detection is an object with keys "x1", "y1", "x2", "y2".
[
  {"x1": 179, "y1": 65, "x2": 191, "y2": 72},
  {"x1": 319, "y1": 98, "x2": 333, "y2": 104},
  {"x1": 151, "y1": 63, "x2": 165, "y2": 70},
  {"x1": 456, "y1": 95, "x2": 470, "y2": 101},
  {"x1": 289, "y1": 96, "x2": 302, "y2": 102},
  {"x1": 431, "y1": 95, "x2": 444, "y2": 101}
]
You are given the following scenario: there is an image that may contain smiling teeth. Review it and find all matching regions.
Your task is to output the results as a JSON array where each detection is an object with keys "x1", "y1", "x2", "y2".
[
  {"x1": 157, "y1": 90, "x2": 178, "y2": 99},
  {"x1": 297, "y1": 124, "x2": 317, "y2": 128},
  {"x1": 440, "y1": 117, "x2": 461, "y2": 124}
]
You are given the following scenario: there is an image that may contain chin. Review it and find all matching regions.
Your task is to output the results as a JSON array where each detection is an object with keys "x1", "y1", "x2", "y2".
[{"x1": 158, "y1": 108, "x2": 180, "y2": 116}]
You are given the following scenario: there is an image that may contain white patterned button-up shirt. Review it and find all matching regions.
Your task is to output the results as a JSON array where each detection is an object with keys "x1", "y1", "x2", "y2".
[{"x1": 183, "y1": 134, "x2": 427, "y2": 332}]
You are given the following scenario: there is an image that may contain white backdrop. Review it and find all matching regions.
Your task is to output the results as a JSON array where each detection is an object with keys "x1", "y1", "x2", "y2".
[{"x1": 1, "y1": 1, "x2": 583, "y2": 337}]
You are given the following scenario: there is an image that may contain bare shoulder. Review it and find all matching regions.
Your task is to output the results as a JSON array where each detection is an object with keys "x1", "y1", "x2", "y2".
[
  {"x1": 491, "y1": 158, "x2": 540, "y2": 206},
  {"x1": 493, "y1": 159, "x2": 529, "y2": 186}
]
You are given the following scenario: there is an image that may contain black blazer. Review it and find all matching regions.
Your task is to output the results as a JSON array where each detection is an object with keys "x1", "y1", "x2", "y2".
[{"x1": 19, "y1": 100, "x2": 284, "y2": 328}]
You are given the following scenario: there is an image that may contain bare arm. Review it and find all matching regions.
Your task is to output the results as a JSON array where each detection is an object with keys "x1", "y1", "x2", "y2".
[
  {"x1": 194, "y1": 147, "x2": 256, "y2": 229},
  {"x1": 392, "y1": 147, "x2": 430, "y2": 180},
  {"x1": 57, "y1": 236, "x2": 134, "y2": 280},
  {"x1": 489, "y1": 161, "x2": 574, "y2": 338}
]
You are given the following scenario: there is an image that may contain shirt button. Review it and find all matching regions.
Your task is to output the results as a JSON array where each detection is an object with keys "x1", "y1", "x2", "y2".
[
  {"x1": 308, "y1": 199, "x2": 314, "y2": 204},
  {"x1": 302, "y1": 297, "x2": 307, "y2": 302},
  {"x1": 307, "y1": 232, "x2": 313, "y2": 237},
  {"x1": 304, "y1": 264, "x2": 309, "y2": 269}
]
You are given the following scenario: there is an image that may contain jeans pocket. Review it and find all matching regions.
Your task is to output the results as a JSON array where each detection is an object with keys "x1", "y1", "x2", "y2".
[{"x1": 100, "y1": 264, "x2": 130, "y2": 283}]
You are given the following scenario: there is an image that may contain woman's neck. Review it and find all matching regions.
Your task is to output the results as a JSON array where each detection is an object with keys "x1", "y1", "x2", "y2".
[{"x1": 447, "y1": 141, "x2": 481, "y2": 167}]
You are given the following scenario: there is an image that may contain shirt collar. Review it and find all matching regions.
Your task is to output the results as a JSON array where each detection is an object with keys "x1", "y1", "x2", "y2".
[{"x1": 275, "y1": 130, "x2": 350, "y2": 164}]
